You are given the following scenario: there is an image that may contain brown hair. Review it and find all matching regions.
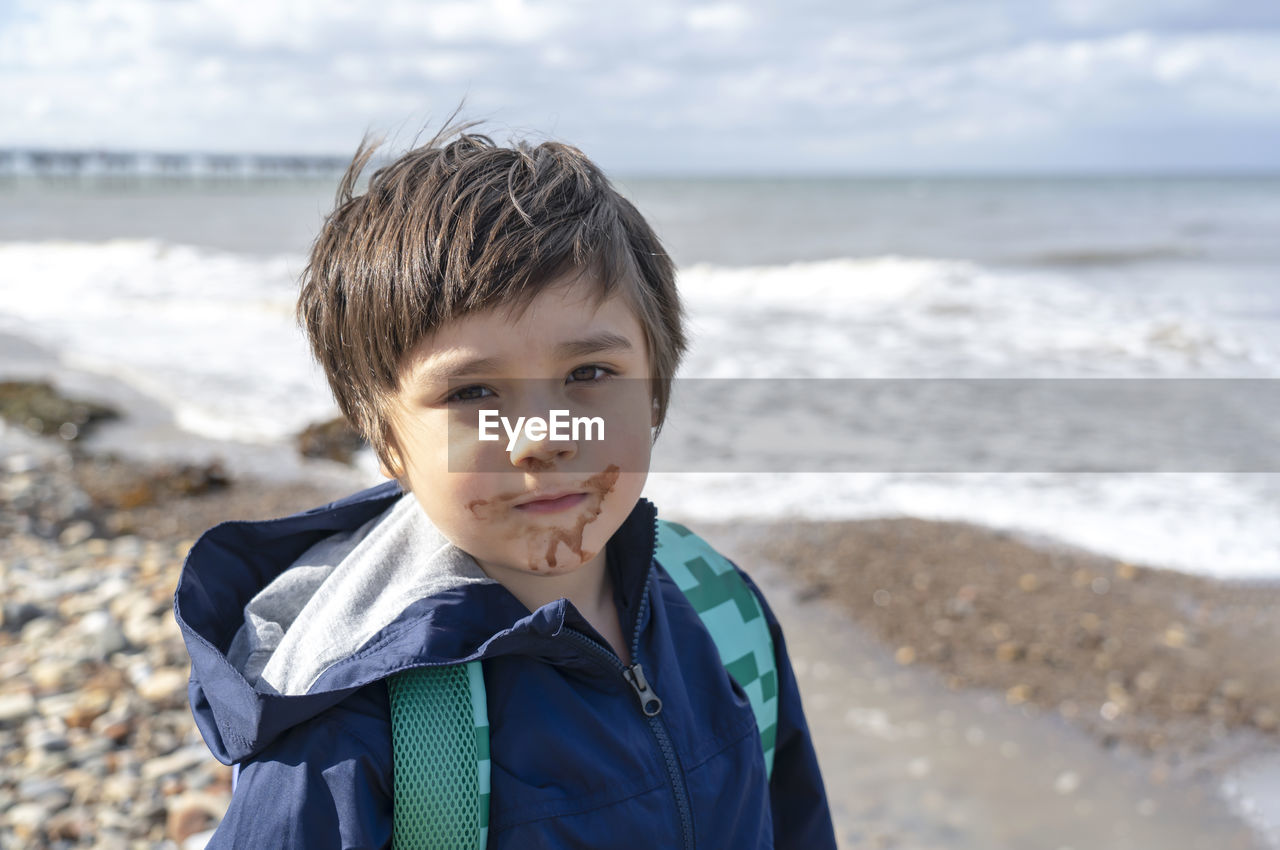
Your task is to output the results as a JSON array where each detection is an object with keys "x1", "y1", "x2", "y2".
[{"x1": 297, "y1": 127, "x2": 686, "y2": 471}]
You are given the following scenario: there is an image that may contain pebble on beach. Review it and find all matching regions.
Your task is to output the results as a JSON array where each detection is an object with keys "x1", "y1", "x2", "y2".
[
  {"x1": 1, "y1": 389, "x2": 350, "y2": 849},
  {"x1": 0, "y1": 481, "x2": 236, "y2": 846}
]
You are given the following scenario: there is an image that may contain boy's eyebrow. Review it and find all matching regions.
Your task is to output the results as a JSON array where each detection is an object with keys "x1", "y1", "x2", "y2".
[
  {"x1": 416, "y1": 355, "x2": 506, "y2": 385},
  {"x1": 556, "y1": 332, "x2": 634, "y2": 359}
]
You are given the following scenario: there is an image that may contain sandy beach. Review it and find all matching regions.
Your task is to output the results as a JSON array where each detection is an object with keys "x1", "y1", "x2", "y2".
[{"x1": 2, "y1": 373, "x2": 1279, "y2": 848}]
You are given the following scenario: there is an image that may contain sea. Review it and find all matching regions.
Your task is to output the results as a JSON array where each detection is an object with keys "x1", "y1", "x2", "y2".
[{"x1": 1, "y1": 171, "x2": 1278, "y2": 580}]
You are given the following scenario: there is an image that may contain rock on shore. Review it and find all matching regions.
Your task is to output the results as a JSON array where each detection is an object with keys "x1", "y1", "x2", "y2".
[
  {"x1": 0, "y1": 380, "x2": 118, "y2": 443},
  {"x1": 1, "y1": 478, "x2": 228, "y2": 845},
  {"x1": 0, "y1": 424, "x2": 350, "y2": 849}
]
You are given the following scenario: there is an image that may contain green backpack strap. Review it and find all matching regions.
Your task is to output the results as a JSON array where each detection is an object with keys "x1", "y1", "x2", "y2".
[
  {"x1": 389, "y1": 519, "x2": 778, "y2": 848},
  {"x1": 387, "y1": 661, "x2": 490, "y2": 850},
  {"x1": 653, "y1": 519, "x2": 778, "y2": 777}
]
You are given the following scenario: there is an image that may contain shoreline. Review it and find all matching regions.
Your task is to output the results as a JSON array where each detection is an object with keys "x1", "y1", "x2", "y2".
[
  {"x1": 0, "y1": 328, "x2": 371, "y2": 487},
  {"x1": 1, "y1": 358, "x2": 1278, "y2": 846}
]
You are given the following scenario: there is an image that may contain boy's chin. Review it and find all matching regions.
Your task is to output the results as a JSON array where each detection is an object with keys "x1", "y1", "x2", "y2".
[
  {"x1": 520, "y1": 537, "x2": 601, "y2": 575},
  {"x1": 523, "y1": 559, "x2": 591, "y2": 576},
  {"x1": 476, "y1": 553, "x2": 593, "y2": 579}
]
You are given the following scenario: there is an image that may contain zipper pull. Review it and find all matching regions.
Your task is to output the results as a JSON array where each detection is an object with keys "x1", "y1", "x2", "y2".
[{"x1": 623, "y1": 663, "x2": 663, "y2": 716}]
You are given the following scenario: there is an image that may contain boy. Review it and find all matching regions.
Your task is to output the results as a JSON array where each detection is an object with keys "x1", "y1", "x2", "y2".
[{"x1": 175, "y1": 128, "x2": 836, "y2": 848}]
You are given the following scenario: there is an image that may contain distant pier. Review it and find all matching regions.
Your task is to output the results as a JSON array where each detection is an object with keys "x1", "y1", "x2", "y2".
[{"x1": 0, "y1": 148, "x2": 351, "y2": 180}]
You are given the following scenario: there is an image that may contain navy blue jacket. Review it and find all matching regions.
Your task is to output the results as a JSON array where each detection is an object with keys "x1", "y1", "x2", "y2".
[{"x1": 175, "y1": 482, "x2": 837, "y2": 849}]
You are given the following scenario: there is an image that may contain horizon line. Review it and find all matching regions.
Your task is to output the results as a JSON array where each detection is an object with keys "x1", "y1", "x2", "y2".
[{"x1": 3, "y1": 146, "x2": 1278, "y2": 181}]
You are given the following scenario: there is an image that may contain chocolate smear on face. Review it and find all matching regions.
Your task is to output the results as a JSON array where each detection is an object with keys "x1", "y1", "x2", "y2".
[
  {"x1": 585, "y1": 464, "x2": 621, "y2": 494},
  {"x1": 466, "y1": 465, "x2": 622, "y2": 572},
  {"x1": 527, "y1": 464, "x2": 620, "y2": 571}
]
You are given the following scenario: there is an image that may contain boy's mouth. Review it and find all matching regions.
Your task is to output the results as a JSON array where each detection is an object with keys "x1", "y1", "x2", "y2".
[{"x1": 512, "y1": 492, "x2": 588, "y2": 514}]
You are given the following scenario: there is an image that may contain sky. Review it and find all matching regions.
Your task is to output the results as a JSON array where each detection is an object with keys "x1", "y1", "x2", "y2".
[{"x1": 1, "y1": 0, "x2": 1278, "y2": 174}]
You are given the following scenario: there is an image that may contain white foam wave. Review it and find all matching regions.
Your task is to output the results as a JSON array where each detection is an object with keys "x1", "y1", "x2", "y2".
[
  {"x1": 0, "y1": 239, "x2": 335, "y2": 442},
  {"x1": 676, "y1": 257, "x2": 1271, "y2": 378},
  {"x1": 645, "y1": 472, "x2": 1280, "y2": 581}
]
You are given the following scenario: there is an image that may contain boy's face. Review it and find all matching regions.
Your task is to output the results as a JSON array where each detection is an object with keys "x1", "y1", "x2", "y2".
[{"x1": 380, "y1": 270, "x2": 654, "y2": 584}]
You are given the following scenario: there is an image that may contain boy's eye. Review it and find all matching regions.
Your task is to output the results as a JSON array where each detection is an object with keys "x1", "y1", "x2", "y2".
[
  {"x1": 567, "y1": 365, "x2": 613, "y2": 384},
  {"x1": 448, "y1": 385, "x2": 494, "y2": 403}
]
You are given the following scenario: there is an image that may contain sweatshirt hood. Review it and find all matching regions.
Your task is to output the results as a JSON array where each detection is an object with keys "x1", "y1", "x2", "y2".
[{"x1": 174, "y1": 482, "x2": 659, "y2": 764}]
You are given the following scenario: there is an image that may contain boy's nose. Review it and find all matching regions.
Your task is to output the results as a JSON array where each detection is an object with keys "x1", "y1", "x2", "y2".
[{"x1": 508, "y1": 424, "x2": 577, "y2": 470}]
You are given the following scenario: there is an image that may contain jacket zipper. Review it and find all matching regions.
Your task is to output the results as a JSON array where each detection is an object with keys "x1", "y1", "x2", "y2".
[{"x1": 561, "y1": 570, "x2": 696, "y2": 850}]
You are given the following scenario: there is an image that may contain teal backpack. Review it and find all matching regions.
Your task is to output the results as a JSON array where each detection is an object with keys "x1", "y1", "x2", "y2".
[{"x1": 386, "y1": 519, "x2": 779, "y2": 850}]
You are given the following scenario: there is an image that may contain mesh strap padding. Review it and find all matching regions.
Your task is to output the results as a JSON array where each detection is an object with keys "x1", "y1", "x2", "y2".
[
  {"x1": 388, "y1": 661, "x2": 490, "y2": 850},
  {"x1": 655, "y1": 519, "x2": 778, "y2": 776}
]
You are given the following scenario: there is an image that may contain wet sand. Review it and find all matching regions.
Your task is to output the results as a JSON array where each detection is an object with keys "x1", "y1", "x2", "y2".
[
  {"x1": 753, "y1": 518, "x2": 1280, "y2": 761},
  {"x1": 698, "y1": 521, "x2": 1277, "y2": 850}
]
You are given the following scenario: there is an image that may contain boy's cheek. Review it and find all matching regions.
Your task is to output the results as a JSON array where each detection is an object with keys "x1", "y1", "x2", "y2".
[
  {"x1": 579, "y1": 398, "x2": 654, "y2": 474},
  {"x1": 614, "y1": 420, "x2": 656, "y2": 472},
  {"x1": 388, "y1": 409, "x2": 508, "y2": 476}
]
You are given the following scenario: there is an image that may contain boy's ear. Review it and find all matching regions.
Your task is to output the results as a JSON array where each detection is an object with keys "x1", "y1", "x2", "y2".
[
  {"x1": 378, "y1": 454, "x2": 403, "y2": 481},
  {"x1": 377, "y1": 424, "x2": 406, "y2": 481}
]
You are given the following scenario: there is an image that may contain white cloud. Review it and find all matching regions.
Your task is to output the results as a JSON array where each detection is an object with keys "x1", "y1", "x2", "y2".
[
  {"x1": 0, "y1": 0, "x2": 1277, "y2": 170},
  {"x1": 686, "y1": 4, "x2": 751, "y2": 33}
]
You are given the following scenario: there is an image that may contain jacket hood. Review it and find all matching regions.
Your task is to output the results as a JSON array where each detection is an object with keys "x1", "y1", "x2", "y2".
[{"x1": 175, "y1": 481, "x2": 659, "y2": 764}]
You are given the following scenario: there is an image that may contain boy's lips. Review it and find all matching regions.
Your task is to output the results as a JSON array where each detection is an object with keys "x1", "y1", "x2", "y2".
[{"x1": 512, "y1": 491, "x2": 588, "y2": 514}]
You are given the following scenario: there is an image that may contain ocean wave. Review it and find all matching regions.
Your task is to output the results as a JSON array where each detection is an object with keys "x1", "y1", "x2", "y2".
[
  {"x1": 677, "y1": 256, "x2": 1270, "y2": 378},
  {"x1": 645, "y1": 471, "x2": 1280, "y2": 582},
  {"x1": 0, "y1": 239, "x2": 326, "y2": 443},
  {"x1": 1, "y1": 243, "x2": 1271, "y2": 399}
]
